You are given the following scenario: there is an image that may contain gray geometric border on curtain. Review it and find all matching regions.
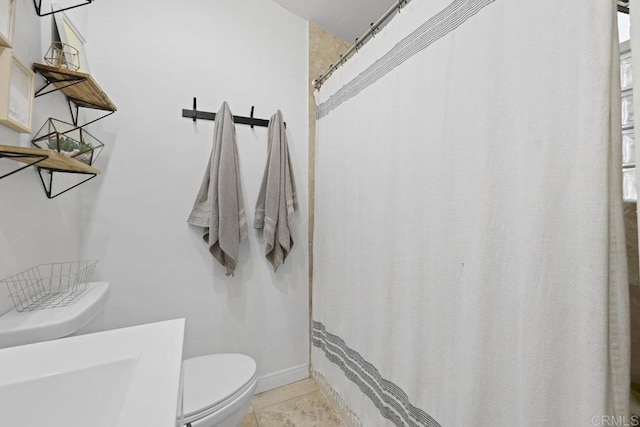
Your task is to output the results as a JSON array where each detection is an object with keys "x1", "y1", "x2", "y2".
[
  {"x1": 313, "y1": 321, "x2": 442, "y2": 427},
  {"x1": 316, "y1": 0, "x2": 497, "y2": 120}
]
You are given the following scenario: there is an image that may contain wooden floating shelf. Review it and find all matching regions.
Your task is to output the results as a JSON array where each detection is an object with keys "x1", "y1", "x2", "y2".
[
  {"x1": 32, "y1": 63, "x2": 117, "y2": 111},
  {"x1": 0, "y1": 144, "x2": 100, "y2": 174}
]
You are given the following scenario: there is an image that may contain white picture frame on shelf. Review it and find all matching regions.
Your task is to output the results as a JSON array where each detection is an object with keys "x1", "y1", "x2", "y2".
[
  {"x1": 0, "y1": 0, "x2": 16, "y2": 48},
  {"x1": 0, "y1": 49, "x2": 36, "y2": 133},
  {"x1": 53, "y1": 8, "x2": 90, "y2": 73}
]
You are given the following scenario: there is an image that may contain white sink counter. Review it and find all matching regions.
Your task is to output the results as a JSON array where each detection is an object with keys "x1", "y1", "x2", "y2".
[
  {"x1": 0, "y1": 281, "x2": 110, "y2": 349},
  {"x1": 0, "y1": 319, "x2": 185, "y2": 427}
]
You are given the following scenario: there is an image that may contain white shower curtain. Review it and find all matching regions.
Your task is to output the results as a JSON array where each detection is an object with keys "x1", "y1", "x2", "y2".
[{"x1": 312, "y1": 0, "x2": 629, "y2": 426}]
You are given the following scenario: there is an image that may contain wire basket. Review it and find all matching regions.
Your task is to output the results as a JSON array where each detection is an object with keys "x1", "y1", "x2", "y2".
[{"x1": 1, "y1": 260, "x2": 98, "y2": 312}]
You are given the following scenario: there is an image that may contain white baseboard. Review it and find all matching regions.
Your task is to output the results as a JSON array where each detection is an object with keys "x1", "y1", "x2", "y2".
[{"x1": 256, "y1": 363, "x2": 310, "y2": 394}]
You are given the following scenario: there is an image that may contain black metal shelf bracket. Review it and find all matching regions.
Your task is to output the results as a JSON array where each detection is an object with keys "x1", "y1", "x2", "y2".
[
  {"x1": 182, "y1": 97, "x2": 285, "y2": 128},
  {"x1": 35, "y1": 76, "x2": 115, "y2": 128},
  {"x1": 33, "y1": 0, "x2": 94, "y2": 17},
  {"x1": 36, "y1": 167, "x2": 97, "y2": 199},
  {"x1": 0, "y1": 149, "x2": 97, "y2": 199},
  {"x1": 67, "y1": 98, "x2": 115, "y2": 127},
  {"x1": 35, "y1": 76, "x2": 87, "y2": 98},
  {"x1": 0, "y1": 151, "x2": 48, "y2": 180}
]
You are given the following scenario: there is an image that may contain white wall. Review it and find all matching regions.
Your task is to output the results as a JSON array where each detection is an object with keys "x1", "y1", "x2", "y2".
[
  {"x1": 0, "y1": 1, "x2": 90, "y2": 315},
  {"x1": 79, "y1": 0, "x2": 309, "y2": 391}
]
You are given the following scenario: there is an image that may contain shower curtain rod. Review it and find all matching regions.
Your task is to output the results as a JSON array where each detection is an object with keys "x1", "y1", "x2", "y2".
[
  {"x1": 312, "y1": 0, "x2": 411, "y2": 89},
  {"x1": 313, "y1": 0, "x2": 629, "y2": 89}
]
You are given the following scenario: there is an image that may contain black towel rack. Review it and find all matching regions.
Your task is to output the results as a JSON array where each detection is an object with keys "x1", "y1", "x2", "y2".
[{"x1": 181, "y1": 98, "x2": 284, "y2": 128}]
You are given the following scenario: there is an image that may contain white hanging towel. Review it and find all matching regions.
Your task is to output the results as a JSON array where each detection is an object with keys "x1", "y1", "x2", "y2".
[
  {"x1": 254, "y1": 110, "x2": 298, "y2": 271},
  {"x1": 188, "y1": 101, "x2": 247, "y2": 276}
]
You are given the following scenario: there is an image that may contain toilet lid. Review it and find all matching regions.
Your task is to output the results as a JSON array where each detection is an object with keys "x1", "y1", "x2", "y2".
[{"x1": 182, "y1": 353, "x2": 257, "y2": 418}]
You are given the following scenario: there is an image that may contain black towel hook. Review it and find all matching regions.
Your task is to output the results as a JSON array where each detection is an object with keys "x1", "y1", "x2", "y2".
[
  {"x1": 250, "y1": 106, "x2": 255, "y2": 129},
  {"x1": 192, "y1": 97, "x2": 197, "y2": 122}
]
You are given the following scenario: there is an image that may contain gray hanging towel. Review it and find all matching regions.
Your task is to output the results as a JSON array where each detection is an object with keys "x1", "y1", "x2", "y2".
[
  {"x1": 188, "y1": 101, "x2": 247, "y2": 276},
  {"x1": 254, "y1": 110, "x2": 298, "y2": 271}
]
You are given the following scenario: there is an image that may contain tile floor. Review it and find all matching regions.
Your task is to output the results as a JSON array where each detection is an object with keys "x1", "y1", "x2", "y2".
[{"x1": 240, "y1": 378, "x2": 344, "y2": 426}]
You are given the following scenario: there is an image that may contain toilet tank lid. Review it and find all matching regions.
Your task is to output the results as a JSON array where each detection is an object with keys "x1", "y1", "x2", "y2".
[
  {"x1": 0, "y1": 282, "x2": 110, "y2": 349},
  {"x1": 182, "y1": 353, "x2": 257, "y2": 416}
]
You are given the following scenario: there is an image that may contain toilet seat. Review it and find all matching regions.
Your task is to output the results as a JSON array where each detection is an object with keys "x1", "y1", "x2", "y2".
[{"x1": 181, "y1": 354, "x2": 257, "y2": 424}]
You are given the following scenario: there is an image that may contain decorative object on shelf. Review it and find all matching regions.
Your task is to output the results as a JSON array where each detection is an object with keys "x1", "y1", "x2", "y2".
[
  {"x1": 44, "y1": 41, "x2": 80, "y2": 71},
  {"x1": 0, "y1": 0, "x2": 16, "y2": 47},
  {"x1": 0, "y1": 144, "x2": 100, "y2": 198},
  {"x1": 0, "y1": 260, "x2": 98, "y2": 311},
  {"x1": 53, "y1": 8, "x2": 90, "y2": 73},
  {"x1": 33, "y1": 0, "x2": 94, "y2": 17},
  {"x1": 0, "y1": 49, "x2": 35, "y2": 133},
  {"x1": 31, "y1": 118, "x2": 104, "y2": 165}
]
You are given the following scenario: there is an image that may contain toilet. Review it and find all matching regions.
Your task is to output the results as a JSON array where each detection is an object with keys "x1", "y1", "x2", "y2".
[{"x1": 179, "y1": 353, "x2": 258, "y2": 427}]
